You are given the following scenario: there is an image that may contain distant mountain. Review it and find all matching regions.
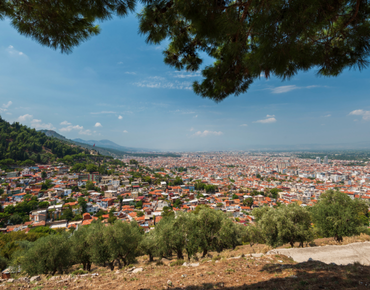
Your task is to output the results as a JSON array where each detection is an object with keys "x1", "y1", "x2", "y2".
[
  {"x1": 39, "y1": 130, "x2": 180, "y2": 158},
  {"x1": 73, "y1": 138, "x2": 143, "y2": 152}
]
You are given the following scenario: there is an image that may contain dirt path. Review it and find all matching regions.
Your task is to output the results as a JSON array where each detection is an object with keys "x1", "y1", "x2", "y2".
[{"x1": 268, "y1": 242, "x2": 370, "y2": 265}]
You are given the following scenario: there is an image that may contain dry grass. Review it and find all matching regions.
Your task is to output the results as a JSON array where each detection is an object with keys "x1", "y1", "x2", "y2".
[{"x1": 3, "y1": 235, "x2": 370, "y2": 290}]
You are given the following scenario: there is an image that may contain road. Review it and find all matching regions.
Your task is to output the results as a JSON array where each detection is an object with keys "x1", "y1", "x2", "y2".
[{"x1": 268, "y1": 242, "x2": 370, "y2": 265}]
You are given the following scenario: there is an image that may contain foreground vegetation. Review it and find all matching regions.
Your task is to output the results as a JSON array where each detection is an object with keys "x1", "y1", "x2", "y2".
[{"x1": 1, "y1": 190, "x2": 368, "y2": 276}]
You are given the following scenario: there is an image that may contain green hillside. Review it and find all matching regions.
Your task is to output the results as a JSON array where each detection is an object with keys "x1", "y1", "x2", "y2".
[
  {"x1": 0, "y1": 116, "x2": 91, "y2": 166},
  {"x1": 39, "y1": 130, "x2": 181, "y2": 158}
]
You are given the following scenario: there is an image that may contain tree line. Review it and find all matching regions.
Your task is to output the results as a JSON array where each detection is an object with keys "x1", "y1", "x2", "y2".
[{"x1": 0, "y1": 117, "x2": 88, "y2": 167}]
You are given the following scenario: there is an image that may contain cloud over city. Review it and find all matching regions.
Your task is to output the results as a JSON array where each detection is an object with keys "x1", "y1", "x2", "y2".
[
  {"x1": 349, "y1": 109, "x2": 370, "y2": 120},
  {"x1": 269, "y1": 85, "x2": 323, "y2": 94},
  {"x1": 193, "y1": 130, "x2": 223, "y2": 137},
  {"x1": 253, "y1": 115, "x2": 277, "y2": 124}
]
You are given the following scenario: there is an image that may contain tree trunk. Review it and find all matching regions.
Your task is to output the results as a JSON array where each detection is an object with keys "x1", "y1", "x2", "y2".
[
  {"x1": 202, "y1": 248, "x2": 208, "y2": 258},
  {"x1": 107, "y1": 261, "x2": 114, "y2": 271},
  {"x1": 177, "y1": 248, "x2": 184, "y2": 260},
  {"x1": 149, "y1": 253, "x2": 154, "y2": 262},
  {"x1": 116, "y1": 259, "x2": 122, "y2": 269},
  {"x1": 290, "y1": 242, "x2": 294, "y2": 248}
]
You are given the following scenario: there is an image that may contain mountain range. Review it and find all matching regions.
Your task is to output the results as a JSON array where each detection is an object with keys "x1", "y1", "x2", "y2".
[
  {"x1": 39, "y1": 130, "x2": 180, "y2": 158},
  {"x1": 72, "y1": 138, "x2": 146, "y2": 153}
]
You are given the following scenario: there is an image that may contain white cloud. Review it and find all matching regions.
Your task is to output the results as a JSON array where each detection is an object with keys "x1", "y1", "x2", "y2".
[
  {"x1": 123, "y1": 130, "x2": 128, "y2": 133},
  {"x1": 173, "y1": 71, "x2": 201, "y2": 78},
  {"x1": 2, "y1": 101, "x2": 12, "y2": 109},
  {"x1": 134, "y1": 80, "x2": 192, "y2": 90},
  {"x1": 118, "y1": 115, "x2": 123, "y2": 120},
  {"x1": 30, "y1": 119, "x2": 56, "y2": 130},
  {"x1": 271, "y1": 85, "x2": 299, "y2": 94},
  {"x1": 94, "y1": 122, "x2": 102, "y2": 127},
  {"x1": 17, "y1": 114, "x2": 33, "y2": 122},
  {"x1": 270, "y1": 85, "x2": 325, "y2": 94},
  {"x1": 117, "y1": 62, "x2": 123, "y2": 65},
  {"x1": 0, "y1": 101, "x2": 13, "y2": 113},
  {"x1": 193, "y1": 115, "x2": 198, "y2": 118},
  {"x1": 172, "y1": 109, "x2": 196, "y2": 115},
  {"x1": 349, "y1": 109, "x2": 370, "y2": 120},
  {"x1": 16, "y1": 114, "x2": 55, "y2": 130},
  {"x1": 58, "y1": 121, "x2": 94, "y2": 135},
  {"x1": 193, "y1": 130, "x2": 223, "y2": 137},
  {"x1": 125, "y1": 72, "x2": 136, "y2": 75},
  {"x1": 79, "y1": 129, "x2": 92, "y2": 135},
  {"x1": 190, "y1": 127, "x2": 194, "y2": 132},
  {"x1": 149, "y1": 76, "x2": 166, "y2": 81},
  {"x1": 253, "y1": 115, "x2": 277, "y2": 124},
  {"x1": 6, "y1": 45, "x2": 27, "y2": 58},
  {"x1": 324, "y1": 114, "x2": 331, "y2": 118},
  {"x1": 240, "y1": 124, "x2": 248, "y2": 127},
  {"x1": 60, "y1": 125, "x2": 83, "y2": 132},
  {"x1": 90, "y1": 111, "x2": 116, "y2": 115}
]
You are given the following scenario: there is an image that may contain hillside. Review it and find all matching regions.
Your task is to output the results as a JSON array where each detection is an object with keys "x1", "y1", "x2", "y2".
[
  {"x1": 4, "y1": 240, "x2": 370, "y2": 289},
  {"x1": 40, "y1": 130, "x2": 181, "y2": 158},
  {"x1": 0, "y1": 117, "x2": 89, "y2": 165}
]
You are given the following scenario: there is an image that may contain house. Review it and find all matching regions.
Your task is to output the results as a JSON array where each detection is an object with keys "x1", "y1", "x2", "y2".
[
  {"x1": 55, "y1": 188, "x2": 72, "y2": 196},
  {"x1": 86, "y1": 202, "x2": 99, "y2": 214},
  {"x1": 97, "y1": 198, "x2": 115, "y2": 209},
  {"x1": 29, "y1": 209, "x2": 47, "y2": 222},
  {"x1": 105, "y1": 190, "x2": 118, "y2": 198}
]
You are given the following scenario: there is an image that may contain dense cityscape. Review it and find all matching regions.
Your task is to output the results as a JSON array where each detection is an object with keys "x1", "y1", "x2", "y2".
[{"x1": 2, "y1": 151, "x2": 369, "y2": 232}]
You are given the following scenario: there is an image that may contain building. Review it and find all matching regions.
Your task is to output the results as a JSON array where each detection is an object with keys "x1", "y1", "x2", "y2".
[
  {"x1": 316, "y1": 157, "x2": 321, "y2": 164},
  {"x1": 324, "y1": 156, "x2": 328, "y2": 164}
]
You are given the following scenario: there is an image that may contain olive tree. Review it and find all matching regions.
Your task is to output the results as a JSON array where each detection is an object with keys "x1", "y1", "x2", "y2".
[
  {"x1": 14, "y1": 233, "x2": 72, "y2": 276},
  {"x1": 253, "y1": 204, "x2": 313, "y2": 248},
  {"x1": 311, "y1": 190, "x2": 368, "y2": 242}
]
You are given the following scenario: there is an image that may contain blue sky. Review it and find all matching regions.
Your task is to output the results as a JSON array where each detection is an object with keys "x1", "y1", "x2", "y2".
[{"x1": 1, "y1": 12, "x2": 370, "y2": 151}]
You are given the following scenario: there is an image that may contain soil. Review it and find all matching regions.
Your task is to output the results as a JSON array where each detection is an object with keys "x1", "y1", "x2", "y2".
[{"x1": 3, "y1": 235, "x2": 370, "y2": 289}]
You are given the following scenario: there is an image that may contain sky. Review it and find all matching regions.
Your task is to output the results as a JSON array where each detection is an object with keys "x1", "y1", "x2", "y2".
[{"x1": 1, "y1": 11, "x2": 370, "y2": 152}]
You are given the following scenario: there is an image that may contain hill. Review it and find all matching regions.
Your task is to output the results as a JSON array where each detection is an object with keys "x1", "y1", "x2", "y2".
[
  {"x1": 73, "y1": 138, "x2": 145, "y2": 152},
  {"x1": 0, "y1": 116, "x2": 90, "y2": 166},
  {"x1": 40, "y1": 130, "x2": 181, "y2": 158},
  {"x1": 4, "y1": 239, "x2": 370, "y2": 289}
]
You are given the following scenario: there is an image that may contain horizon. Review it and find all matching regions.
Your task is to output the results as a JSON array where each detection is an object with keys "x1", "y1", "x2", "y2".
[{"x1": 1, "y1": 11, "x2": 370, "y2": 151}]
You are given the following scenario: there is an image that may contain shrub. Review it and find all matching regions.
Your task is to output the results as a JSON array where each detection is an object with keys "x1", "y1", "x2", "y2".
[
  {"x1": 72, "y1": 269, "x2": 88, "y2": 275},
  {"x1": 170, "y1": 259, "x2": 184, "y2": 267}
]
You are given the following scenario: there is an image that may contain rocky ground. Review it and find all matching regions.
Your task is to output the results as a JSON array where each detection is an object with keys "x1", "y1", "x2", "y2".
[{"x1": 2, "y1": 235, "x2": 370, "y2": 289}]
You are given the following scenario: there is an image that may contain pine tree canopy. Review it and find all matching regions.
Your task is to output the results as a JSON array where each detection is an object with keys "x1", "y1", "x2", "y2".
[
  {"x1": 0, "y1": 0, "x2": 136, "y2": 53},
  {"x1": 2, "y1": 0, "x2": 370, "y2": 101},
  {"x1": 139, "y1": 0, "x2": 370, "y2": 101}
]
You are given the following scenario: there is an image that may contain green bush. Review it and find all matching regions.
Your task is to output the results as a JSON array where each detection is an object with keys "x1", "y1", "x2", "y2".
[
  {"x1": 170, "y1": 259, "x2": 184, "y2": 267},
  {"x1": 72, "y1": 269, "x2": 88, "y2": 275}
]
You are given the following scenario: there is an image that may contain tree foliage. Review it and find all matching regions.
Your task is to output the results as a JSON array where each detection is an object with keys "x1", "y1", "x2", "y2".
[
  {"x1": 1, "y1": 0, "x2": 136, "y2": 53},
  {"x1": 139, "y1": 0, "x2": 370, "y2": 101},
  {"x1": 311, "y1": 190, "x2": 368, "y2": 242},
  {"x1": 253, "y1": 203, "x2": 313, "y2": 247},
  {"x1": 14, "y1": 233, "x2": 72, "y2": 276},
  {"x1": 0, "y1": 117, "x2": 88, "y2": 164},
  {"x1": 0, "y1": 1, "x2": 368, "y2": 102}
]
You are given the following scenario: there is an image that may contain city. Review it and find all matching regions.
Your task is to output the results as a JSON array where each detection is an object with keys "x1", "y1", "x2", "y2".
[
  {"x1": 1, "y1": 0, "x2": 370, "y2": 288},
  {"x1": 2, "y1": 151, "x2": 370, "y2": 233}
]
